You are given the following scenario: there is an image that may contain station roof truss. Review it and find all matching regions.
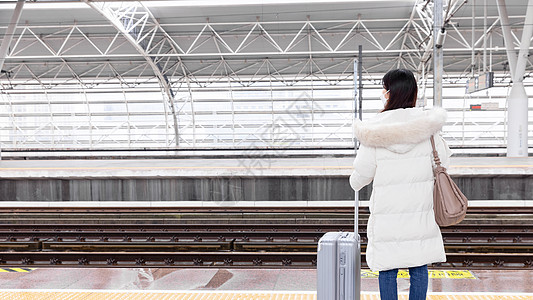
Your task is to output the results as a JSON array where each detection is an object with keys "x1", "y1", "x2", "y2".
[{"x1": 0, "y1": 0, "x2": 531, "y2": 150}]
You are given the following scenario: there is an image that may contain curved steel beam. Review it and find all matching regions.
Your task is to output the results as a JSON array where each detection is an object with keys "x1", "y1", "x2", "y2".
[{"x1": 84, "y1": 1, "x2": 180, "y2": 146}]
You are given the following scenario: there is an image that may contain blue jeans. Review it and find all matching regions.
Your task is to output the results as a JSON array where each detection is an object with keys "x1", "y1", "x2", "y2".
[{"x1": 378, "y1": 264, "x2": 428, "y2": 300}]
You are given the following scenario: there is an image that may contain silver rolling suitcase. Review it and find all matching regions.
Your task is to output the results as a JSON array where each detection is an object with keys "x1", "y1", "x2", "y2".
[
  {"x1": 317, "y1": 67, "x2": 362, "y2": 299},
  {"x1": 317, "y1": 188, "x2": 361, "y2": 300}
]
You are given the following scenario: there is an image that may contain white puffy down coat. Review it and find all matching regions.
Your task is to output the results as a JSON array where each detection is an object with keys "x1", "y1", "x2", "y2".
[{"x1": 349, "y1": 107, "x2": 452, "y2": 272}]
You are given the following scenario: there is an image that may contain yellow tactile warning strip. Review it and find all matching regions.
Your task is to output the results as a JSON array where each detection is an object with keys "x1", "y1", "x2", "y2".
[
  {"x1": 362, "y1": 270, "x2": 476, "y2": 279},
  {"x1": 0, "y1": 268, "x2": 34, "y2": 272},
  {"x1": 0, "y1": 268, "x2": 473, "y2": 278},
  {"x1": 0, "y1": 291, "x2": 532, "y2": 300}
]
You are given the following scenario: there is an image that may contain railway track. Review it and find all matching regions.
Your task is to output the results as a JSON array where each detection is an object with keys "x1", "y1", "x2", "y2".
[
  {"x1": 0, "y1": 223, "x2": 531, "y2": 243},
  {"x1": 0, "y1": 252, "x2": 529, "y2": 270},
  {"x1": 0, "y1": 207, "x2": 531, "y2": 269}
]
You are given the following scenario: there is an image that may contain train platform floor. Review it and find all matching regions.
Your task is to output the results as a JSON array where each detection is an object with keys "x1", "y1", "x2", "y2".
[
  {"x1": 0, "y1": 156, "x2": 531, "y2": 178},
  {"x1": 0, "y1": 290, "x2": 531, "y2": 300},
  {"x1": 0, "y1": 268, "x2": 531, "y2": 299}
]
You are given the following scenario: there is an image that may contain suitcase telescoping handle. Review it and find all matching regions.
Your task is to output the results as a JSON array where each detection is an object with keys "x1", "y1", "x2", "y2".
[
  {"x1": 354, "y1": 142, "x2": 359, "y2": 237},
  {"x1": 354, "y1": 181, "x2": 358, "y2": 236}
]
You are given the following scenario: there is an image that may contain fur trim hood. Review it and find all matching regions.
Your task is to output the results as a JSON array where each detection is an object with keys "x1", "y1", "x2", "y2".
[{"x1": 354, "y1": 107, "x2": 447, "y2": 153}]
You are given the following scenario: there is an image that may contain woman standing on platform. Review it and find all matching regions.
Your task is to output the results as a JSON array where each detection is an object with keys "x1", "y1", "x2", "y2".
[{"x1": 349, "y1": 69, "x2": 452, "y2": 300}]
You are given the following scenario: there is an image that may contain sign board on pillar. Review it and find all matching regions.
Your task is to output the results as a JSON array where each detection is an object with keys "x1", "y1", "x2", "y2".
[
  {"x1": 470, "y1": 104, "x2": 481, "y2": 110},
  {"x1": 478, "y1": 72, "x2": 494, "y2": 90},
  {"x1": 481, "y1": 102, "x2": 499, "y2": 110},
  {"x1": 469, "y1": 102, "x2": 499, "y2": 111},
  {"x1": 466, "y1": 72, "x2": 494, "y2": 94}
]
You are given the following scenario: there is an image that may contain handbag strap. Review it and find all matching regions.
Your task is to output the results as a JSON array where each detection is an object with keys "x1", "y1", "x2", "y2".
[{"x1": 430, "y1": 135, "x2": 442, "y2": 167}]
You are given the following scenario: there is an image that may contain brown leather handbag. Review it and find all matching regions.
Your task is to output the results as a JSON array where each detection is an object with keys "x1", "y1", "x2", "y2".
[{"x1": 430, "y1": 135, "x2": 468, "y2": 227}]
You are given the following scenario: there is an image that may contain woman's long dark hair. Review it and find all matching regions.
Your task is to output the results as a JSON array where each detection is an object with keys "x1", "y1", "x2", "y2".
[{"x1": 381, "y1": 69, "x2": 418, "y2": 112}]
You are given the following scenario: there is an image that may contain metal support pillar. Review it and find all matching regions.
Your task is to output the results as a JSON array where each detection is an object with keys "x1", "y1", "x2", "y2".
[
  {"x1": 496, "y1": 0, "x2": 517, "y2": 81},
  {"x1": 514, "y1": 1, "x2": 533, "y2": 82},
  {"x1": 497, "y1": 0, "x2": 533, "y2": 157},
  {"x1": 483, "y1": 0, "x2": 487, "y2": 72},
  {"x1": 353, "y1": 44, "x2": 362, "y2": 300},
  {"x1": 433, "y1": 0, "x2": 444, "y2": 107},
  {"x1": 358, "y1": 45, "x2": 363, "y2": 121},
  {"x1": 0, "y1": 0, "x2": 24, "y2": 161},
  {"x1": 471, "y1": 0, "x2": 475, "y2": 77}
]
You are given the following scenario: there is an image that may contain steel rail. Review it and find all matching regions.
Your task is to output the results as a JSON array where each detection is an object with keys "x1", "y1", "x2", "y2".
[
  {"x1": 0, "y1": 251, "x2": 529, "y2": 270},
  {"x1": 0, "y1": 228, "x2": 531, "y2": 242},
  {"x1": 1, "y1": 241, "x2": 532, "y2": 255},
  {"x1": 0, "y1": 223, "x2": 531, "y2": 232},
  {"x1": 0, "y1": 207, "x2": 530, "y2": 214}
]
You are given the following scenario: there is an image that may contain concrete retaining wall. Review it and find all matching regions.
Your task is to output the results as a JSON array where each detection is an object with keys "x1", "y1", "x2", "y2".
[{"x1": 0, "y1": 176, "x2": 530, "y2": 201}]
